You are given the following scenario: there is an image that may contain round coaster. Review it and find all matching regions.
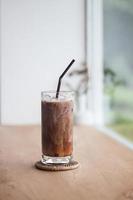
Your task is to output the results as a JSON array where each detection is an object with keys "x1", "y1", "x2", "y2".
[{"x1": 35, "y1": 160, "x2": 79, "y2": 171}]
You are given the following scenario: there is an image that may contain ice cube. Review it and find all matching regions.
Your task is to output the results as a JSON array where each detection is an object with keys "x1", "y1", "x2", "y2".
[
  {"x1": 59, "y1": 95, "x2": 65, "y2": 100},
  {"x1": 44, "y1": 95, "x2": 52, "y2": 101},
  {"x1": 51, "y1": 97, "x2": 57, "y2": 102}
]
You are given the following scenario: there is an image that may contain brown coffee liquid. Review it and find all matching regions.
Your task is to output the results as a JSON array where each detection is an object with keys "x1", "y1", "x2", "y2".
[{"x1": 41, "y1": 99, "x2": 73, "y2": 157}]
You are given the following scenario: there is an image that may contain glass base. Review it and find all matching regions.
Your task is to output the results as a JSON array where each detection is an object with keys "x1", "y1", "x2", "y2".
[{"x1": 41, "y1": 155, "x2": 72, "y2": 164}]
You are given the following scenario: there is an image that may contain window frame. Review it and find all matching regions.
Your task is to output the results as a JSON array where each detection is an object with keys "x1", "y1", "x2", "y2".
[
  {"x1": 86, "y1": 0, "x2": 104, "y2": 126},
  {"x1": 86, "y1": 0, "x2": 133, "y2": 149}
]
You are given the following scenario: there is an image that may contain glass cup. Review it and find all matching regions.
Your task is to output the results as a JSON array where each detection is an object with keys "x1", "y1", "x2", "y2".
[{"x1": 41, "y1": 91, "x2": 74, "y2": 164}]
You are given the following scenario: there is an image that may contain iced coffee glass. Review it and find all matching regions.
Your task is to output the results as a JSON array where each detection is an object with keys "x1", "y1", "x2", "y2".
[{"x1": 41, "y1": 91, "x2": 74, "y2": 164}]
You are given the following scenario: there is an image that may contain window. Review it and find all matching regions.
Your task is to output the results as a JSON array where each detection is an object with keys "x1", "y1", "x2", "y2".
[{"x1": 103, "y1": 0, "x2": 133, "y2": 142}]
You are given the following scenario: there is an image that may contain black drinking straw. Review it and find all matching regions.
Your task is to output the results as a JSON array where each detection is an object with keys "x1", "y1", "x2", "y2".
[{"x1": 56, "y1": 59, "x2": 75, "y2": 98}]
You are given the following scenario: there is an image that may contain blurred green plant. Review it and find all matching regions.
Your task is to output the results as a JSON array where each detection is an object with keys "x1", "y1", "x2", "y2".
[
  {"x1": 104, "y1": 67, "x2": 133, "y2": 141},
  {"x1": 104, "y1": 67, "x2": 124, "y2": 95},
  {"x1": 109, "y1": 121, "x2": 133, "y2": 141},
  {"x1": 104, "y1": 67, "x2": 125, "y2": 107},
  {"x1": 114, "y1": 113, "x2": 133, "y2": 124}
]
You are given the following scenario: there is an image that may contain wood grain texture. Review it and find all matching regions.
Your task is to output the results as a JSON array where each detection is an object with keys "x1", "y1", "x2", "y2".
[{"x1": 0, "y1": 125, "x2": 133, "y2": 200}]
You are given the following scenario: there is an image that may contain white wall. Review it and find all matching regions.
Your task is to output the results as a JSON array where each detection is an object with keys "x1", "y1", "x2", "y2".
[{"x1": 1, "y1": 0, "x2": 84, "y2": 124}]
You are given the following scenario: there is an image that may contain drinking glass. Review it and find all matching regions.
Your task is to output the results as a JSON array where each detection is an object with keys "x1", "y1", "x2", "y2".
[{"x1": 41, "y1": 91, "x2": 74, "y2": 164}]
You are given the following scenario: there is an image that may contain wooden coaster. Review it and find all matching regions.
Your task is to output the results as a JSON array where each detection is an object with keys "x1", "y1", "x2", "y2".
[{"x1": 35, "y1": 160, "x2": 79, "y2": 171}]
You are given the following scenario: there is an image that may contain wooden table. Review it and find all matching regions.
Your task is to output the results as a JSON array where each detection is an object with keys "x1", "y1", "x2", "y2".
[{"x1": 0, "y1": 125, "x2": 133, "y2": 200}]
